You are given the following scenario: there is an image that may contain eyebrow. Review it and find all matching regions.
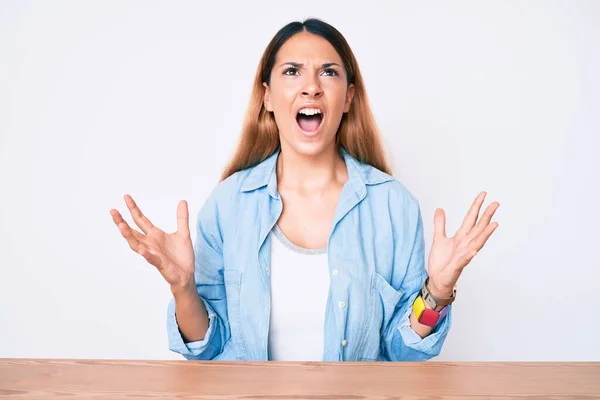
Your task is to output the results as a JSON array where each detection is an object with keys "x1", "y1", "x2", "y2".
[{"x1": 279, "y1": 62, "x2": 341, "y2": 69}]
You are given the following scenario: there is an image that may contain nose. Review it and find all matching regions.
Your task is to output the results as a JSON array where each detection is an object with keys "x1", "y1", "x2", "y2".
[{"x1": 302, "y1": 75, "x2": 323, "y2": 98}]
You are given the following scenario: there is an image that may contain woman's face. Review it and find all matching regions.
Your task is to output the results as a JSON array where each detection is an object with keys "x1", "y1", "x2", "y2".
[{"x1": 263, "y1": 32, "x2": 355, "y2": 157}]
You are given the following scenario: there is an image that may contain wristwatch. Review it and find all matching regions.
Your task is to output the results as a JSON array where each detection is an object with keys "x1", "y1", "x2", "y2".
[
  {"x1": 412, "y1": 278, "x2": 456, "y2": 327},
  {"x1": 421, "y1": 277, "x2": 457, "y2": 310}
]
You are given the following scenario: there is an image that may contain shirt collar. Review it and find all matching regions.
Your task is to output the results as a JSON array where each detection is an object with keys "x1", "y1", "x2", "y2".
[{"x1": 239, "y1": 146, "x2": 393, "y2": 198}]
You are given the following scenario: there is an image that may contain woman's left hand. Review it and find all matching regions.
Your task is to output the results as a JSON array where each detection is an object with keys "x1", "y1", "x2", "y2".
[{"x1": 426, "y1": 191, "x2": 500, "y2": 298}]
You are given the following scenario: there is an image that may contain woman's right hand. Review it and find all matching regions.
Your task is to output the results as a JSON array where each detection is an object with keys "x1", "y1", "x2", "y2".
[{"x1": 110, "y1": 195, "x2": 195, "y2": 294}]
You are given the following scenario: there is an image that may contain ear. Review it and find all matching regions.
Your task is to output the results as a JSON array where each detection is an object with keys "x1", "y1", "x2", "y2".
[
  {"x1": 263, "y1": 82, "x2": 273, "y2": 112},
  {"x1": 343, "y1": 83, "x2": 355, "y2": 113}
]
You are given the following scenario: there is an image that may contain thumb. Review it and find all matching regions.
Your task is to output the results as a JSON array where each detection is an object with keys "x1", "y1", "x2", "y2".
[
  {"x1": 434, "y1": 208, "x2": 447, "y2": 241},
  {"x1": 176, "y1": 200, "x2": 190, "y2": 237}
]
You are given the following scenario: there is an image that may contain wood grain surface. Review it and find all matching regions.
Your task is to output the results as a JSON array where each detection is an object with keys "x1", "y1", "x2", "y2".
[{"x1": 0, "y1": 359, "x2": 599, "y2": 399}]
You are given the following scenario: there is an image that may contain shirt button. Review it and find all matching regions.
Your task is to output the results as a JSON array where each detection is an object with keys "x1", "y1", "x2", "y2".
[
  {"x1": 339, "y1": 301, "x2": 346, "y2": 308},
  {"x1": 332, "y1": 269, "x2": 339, "y2": 276},
  {"x1": 342, "y1": 339, "x2": 347, "y2": 347}
]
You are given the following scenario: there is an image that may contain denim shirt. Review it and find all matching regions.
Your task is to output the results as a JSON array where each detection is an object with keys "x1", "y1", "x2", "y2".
[{"x1": 167, "y1": 146, "x2": 452, "y2": 361}]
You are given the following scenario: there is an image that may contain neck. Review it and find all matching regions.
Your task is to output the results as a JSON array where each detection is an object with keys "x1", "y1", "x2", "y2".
[{"x1": 277, "y1": 143, "x2": 347, "y2": 192}]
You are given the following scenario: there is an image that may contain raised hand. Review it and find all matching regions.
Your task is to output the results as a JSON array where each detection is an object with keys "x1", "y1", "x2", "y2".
[
  {"x1": 110, "y1": 195, "x2": 195, "y2": 293},
  {"x1": 426, "y1": 191, "x2": 500, "y2": 297}
]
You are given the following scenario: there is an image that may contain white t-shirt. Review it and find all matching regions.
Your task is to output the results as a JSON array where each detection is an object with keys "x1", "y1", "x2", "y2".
[{"x1": 268, "y1": 224, "x2": 330, "y2": 361}]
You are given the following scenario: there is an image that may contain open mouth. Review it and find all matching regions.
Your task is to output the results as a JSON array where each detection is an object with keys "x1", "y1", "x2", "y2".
[{"x1": 296, "y1": 109, "x2": 324, "y2": 135}]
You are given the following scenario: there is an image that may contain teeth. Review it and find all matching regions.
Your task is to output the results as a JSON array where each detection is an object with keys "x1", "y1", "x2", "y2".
[{"x1": 298, "y1": 108, "x2": 322, "y2": 116}]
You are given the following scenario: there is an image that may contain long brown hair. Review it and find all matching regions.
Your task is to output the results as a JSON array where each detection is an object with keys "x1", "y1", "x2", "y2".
[{"x1": 220, "y1": 18, "x2": 392, "y2": 181}]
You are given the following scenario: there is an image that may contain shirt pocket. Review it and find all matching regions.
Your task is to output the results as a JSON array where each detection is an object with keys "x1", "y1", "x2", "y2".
[
  {"x1": 372, "y1": 271, "x2": 403, "y2": 327},
  {"x1": 365, "y1": 272, "x2": 405, "y2": 360},
  {"x1": 223, "y1": 269, "x2": 246, "y2": 360},
  {"x1": 356, "y1": 271, "x2": 405, "y2": 361}
]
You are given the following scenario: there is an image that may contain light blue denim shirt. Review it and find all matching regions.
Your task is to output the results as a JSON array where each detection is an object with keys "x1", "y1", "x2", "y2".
[{"x1": 167, "y1": 146, "x2": 452, "y2": 361}]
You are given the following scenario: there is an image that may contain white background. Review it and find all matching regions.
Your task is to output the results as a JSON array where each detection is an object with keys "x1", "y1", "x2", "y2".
[{"x1": 1, "y1": 1, "x2": 598, "y2": 361}]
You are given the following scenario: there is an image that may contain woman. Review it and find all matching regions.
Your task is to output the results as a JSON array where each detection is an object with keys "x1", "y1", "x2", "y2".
[{"x1": 110, "y1": 18, "x2": 499, "y2": 361}]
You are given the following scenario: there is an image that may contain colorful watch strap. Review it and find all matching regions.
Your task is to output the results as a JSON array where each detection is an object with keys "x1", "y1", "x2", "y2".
[{"x1": 412, "y1": 295, "x2": 449, "y2": 328}]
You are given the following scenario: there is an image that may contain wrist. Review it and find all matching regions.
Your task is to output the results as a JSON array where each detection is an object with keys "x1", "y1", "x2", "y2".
[
  {"x1": 427, "y1": 279, "x2": 454, "y2": 299},
  {"x1": 170, "y1": 280, "x2": 196, "y2": 298}
]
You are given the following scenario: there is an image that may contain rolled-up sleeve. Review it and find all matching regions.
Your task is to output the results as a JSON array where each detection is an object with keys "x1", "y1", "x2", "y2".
[
  {"x1": 166, "y1": 185, "x2": 231, "y2": 360},
  {"x1": 382, "y1": 195, "x2": 452, "y2": 361},
  {"x1": 167, "y1": 294, "x2": 226, "y2": 359}
]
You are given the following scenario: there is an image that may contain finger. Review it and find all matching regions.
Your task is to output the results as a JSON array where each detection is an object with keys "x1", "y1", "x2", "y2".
[
  {"x1": 458, "y1": 249, "x2": 479, "y2": 270},
  {"x1": 111, "y1": 209, "x2": 143, "y2": 251},
  {"x1": 433, "y1": 208, "x2": 447, "y2": 241},
  {"x1": 124, "y1": 194, "x2": 155, "y2": 234},
  {"x1": 470, "y1": 221, "x2": 499, "y2": 251},
  {"x1": 176, "y1": 200, "x2": 190, "y2": 237},
  {"x1": 139, "y1": 246, "x2": 164, "y2": 269},
  {"x1": 459, "y1": 191, "x2": 487, "y2": 234},
  {"x1": 110, "y1": 208, "x2": 126, "y2": 226},
  {"x1": 468, "y1": 201, "x2": 500, "y2": 239},
  {"x1": 111, "y1": 208, "x2": 145, "y2": 238}
]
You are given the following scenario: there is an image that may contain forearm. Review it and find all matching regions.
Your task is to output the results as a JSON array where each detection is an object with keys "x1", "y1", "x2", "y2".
[{"x1": 172, "y1": 284, "x2": 210, "y2": 343}]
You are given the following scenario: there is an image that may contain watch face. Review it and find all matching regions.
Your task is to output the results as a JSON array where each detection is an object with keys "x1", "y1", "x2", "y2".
[{"x1": 423, "y1": 292, "x2": 438, "y2": 309}]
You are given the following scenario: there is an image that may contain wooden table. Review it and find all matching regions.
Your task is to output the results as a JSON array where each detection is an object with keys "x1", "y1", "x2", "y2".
[{"x1": 0, "y1": 359, "x2": 599, "y2": 399}]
